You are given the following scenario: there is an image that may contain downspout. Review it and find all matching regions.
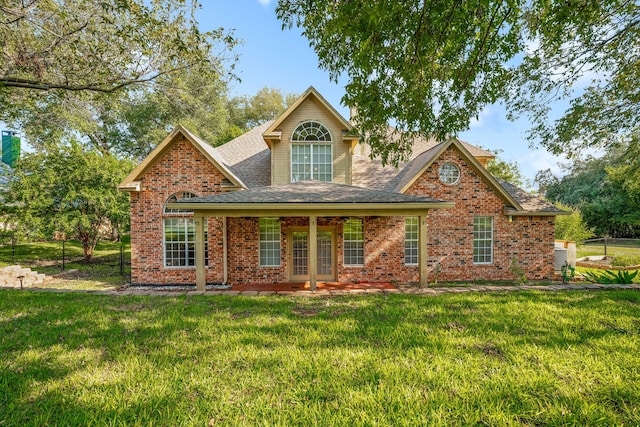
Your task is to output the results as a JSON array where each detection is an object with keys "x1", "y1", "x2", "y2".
[{"x1": 223, "y1": 216, "x2": 228, "y2": 285}]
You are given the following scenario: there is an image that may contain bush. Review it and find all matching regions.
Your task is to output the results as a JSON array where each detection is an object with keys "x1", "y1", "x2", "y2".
[
  {"x1": 611, "y1": 255, "x2": 640, "y2": 267},
  {"x1": 554, "y1": 203, "x2": 595, "y2": 242}
]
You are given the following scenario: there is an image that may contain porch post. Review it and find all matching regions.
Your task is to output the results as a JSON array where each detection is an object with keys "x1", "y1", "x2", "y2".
[
  {"x1": 195, "y1": 213, "x2": 206, "y2": 291},
  {"x1": 309, "y1": 215, "x2": 318, "y2": 291},
  {"x1": 419, "y1": 213, "x2": 429, "y2": 287},
  {"x1": 222, "y1": 216, "x2": 228, "y2": 285}
]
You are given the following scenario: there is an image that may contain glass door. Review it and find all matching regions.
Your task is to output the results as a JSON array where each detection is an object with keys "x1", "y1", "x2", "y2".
[{"x1": 289, "y1": 229, "x2": 335, "y2": 281}]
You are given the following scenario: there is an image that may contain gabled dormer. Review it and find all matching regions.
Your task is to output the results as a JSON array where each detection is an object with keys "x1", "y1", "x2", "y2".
[{"x1": 262, "y1": 86, "x2": 359, "y2": 186}]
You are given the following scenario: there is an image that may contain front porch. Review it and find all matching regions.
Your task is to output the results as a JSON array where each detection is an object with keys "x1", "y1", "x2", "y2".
[{"x1": 168, "y1": 181, "x2": 454, "y2": 291}]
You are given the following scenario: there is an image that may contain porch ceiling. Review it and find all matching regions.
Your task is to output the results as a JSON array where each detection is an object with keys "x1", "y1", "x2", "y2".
[{"x1": 167, "y1": 180, "x2": 454, "y2": 217}]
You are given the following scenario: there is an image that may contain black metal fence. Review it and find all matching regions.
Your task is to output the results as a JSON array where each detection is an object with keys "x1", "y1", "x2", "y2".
[
  {"x1": 579, "y1": 238, "x2": 640, "y2": 257},
  {"x1": 0, "y1": 239, "x2": 130, "y2": 275}
]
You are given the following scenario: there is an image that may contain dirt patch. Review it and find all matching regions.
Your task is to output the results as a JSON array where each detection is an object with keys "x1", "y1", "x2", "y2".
[{"x1": 475, "y1": 342, "x2": 506, "y2": 360}]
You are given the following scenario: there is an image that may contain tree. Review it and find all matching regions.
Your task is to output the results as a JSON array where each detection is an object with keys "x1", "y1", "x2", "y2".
[
  {"x1": 3, "y1": 142, "x2": 133, "y2": 260},
  {"x1": 1, "y1": 61, "x2": 232, "y2": 158},
  {"x1": 538, "y1": 150, "x2": 640, "y2": 238},
  {"x1": 276, "y1": 1, "x2": 640, "y2": 166},
  {"x1": 485, "y1": 149, "x2": 530, "y2": 189},
  {"x1": 553, "y1": 203, "x2": 595, "y2": 242},
  {"x1": 227, "y1": 87, "x2": 297, "y2": 132},
  {"x1": 1, "y1": 0, "x2": 236, "y2": 93},
  {"x1": 1, "y1": 0, "x2": 238, "y2": 158}
]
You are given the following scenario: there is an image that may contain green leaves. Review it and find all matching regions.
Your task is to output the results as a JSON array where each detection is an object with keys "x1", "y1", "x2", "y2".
[
  {"x1": 3, "y1": 144, "x2": 133, "y2": 259},
  {"x1": 277, "y1": 0, "x2": 524, "y2": 165},
  {"x1": 0, "y1": 0, "x2": 236, "y2": 93},
  {"x1": 583, "y1": 269, "x2": 638, "y2": 285},
  {"x1": 539, "y1": 149, "x2": 640, "y2": 238},
  {"x1": 276, "y1": 1, "x2": 640, "y2": 167},
  {"x1": 553, "y1": 203, "x2": 595, "y2": 243}
]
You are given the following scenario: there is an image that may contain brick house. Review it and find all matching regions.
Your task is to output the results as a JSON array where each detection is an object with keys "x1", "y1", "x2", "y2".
[{"x1": 119, "y1": 86, "x2": 564, "y2": 290}]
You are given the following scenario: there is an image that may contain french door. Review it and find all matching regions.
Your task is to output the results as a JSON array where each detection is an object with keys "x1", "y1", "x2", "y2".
[{"x1": 289, "y1": 229, "x2": 335, "y2": 281}]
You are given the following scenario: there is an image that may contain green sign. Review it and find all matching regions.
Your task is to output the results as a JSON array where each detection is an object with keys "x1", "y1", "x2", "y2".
[{"x1": 1, "y1": 131, "x2": 20, "y2": 167}]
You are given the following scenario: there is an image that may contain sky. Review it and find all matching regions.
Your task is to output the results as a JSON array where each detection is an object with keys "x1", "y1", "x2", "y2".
[
  {"x1": 201, "y1": 0, "x2": 573, "y2": 187},
  {"x1": 1, "y1": 0, "x2": 570, "y2": 186}
]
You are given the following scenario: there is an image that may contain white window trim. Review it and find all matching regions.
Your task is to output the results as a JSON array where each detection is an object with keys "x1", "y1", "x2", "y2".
[
  {"x1": 163, "y1": 192, "x2": 207, "y2": 269},
  {"x1": 259, "y1": 218, "x2": 281, "y2": 267},
  {"x1": 438, "y1": 161, "x2": 461, "y2": 185},
  {"x1": 291, "y1": 120, "x2": 333, "y2": 142},
  {"x1": 343, "y1": 218, "x2": 364, "y2": 266},
  {"x1": 163, "y1": 217, "x2": 208, "y2": 269},
  {"x1": 473, "y1": 216, "x2": 494, "y2": 265},
  {"x1": 290, "y1": 143, "x2": 333, "y2": 182},
  {"x1": 404, "y1": 216, "x2": 419, "y2": 266}
]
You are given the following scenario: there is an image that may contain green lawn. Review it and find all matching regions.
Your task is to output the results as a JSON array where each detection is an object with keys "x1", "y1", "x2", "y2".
[
  {"x1": 1, "y1": 290, "x2": 639, "y2": 426},
  {"x1": 577, "y1": 244, "x2": 640, "y2": 266}
]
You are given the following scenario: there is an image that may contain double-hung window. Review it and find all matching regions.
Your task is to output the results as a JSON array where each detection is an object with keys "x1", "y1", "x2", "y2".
[
  {"x1": 163, "y1": 192, "x2": 207, "y2": 267},
  {"x1": 404, "y1": 217, "x2": 419, "y2": 265},
  {"x1": 473, "y1": 216, "x2": 493, "y2": 264},
  {"x1": 291, "y1": 121, "x2": 333, "y2": 182},
  {"x1": 343, "y1": 218, "x2": 364, "y2": 266},
  {"x1": 259, "y1": 218, "x2": 281, "y2": 267}
]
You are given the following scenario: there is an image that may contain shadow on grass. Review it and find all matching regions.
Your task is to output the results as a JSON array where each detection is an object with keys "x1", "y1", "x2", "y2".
[{"x1": 1, "y1": 291, "x2": 639, "y2": 425}]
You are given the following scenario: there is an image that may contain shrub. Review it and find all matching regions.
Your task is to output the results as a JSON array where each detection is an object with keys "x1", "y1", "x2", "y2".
[
  {"x1": 611, "y1": 255, "x2": 640, "y2": 267},
  {"x1": 583, "y1": 269, "x2": 638, "y2": 284}
]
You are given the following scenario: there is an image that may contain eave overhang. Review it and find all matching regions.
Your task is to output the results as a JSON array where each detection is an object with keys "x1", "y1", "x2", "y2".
[
  {"x1": 504, "y1": 207, "x2": 571, "y2": 217},
  {"x1": 398, "y1": 137, "x2": 524, "y2": 211},
  {"x1": 118, "y1": 181, "x2": 141, "y2": 192},
  {"x1": 167, "y1": 180, "x2": 453, "y2": 217},
  {"x1": 118, "y1": 125, "x2": 247, "y2": 192},
  {"x1": 167, "y1": 201, "x2": 455, "y2": 217},
  {"x1": 263, "y1": 86, "x2": 354, "y2": 144}
]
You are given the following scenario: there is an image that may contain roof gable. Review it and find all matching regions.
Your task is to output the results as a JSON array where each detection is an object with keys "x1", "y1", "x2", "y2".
[
  {"x1": 397, "y1": 137, "x2": 524, "y2": 210},
  {"x1": 118, "y1": 125, "x2": 246, "y2": 191},
  {"x1": 263, "y1": 86, "x2": 353, "y2": 139}
]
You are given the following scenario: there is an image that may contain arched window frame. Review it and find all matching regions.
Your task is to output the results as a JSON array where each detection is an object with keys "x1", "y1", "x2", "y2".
[
  {"x1": 291, "y1": 120, "x2": 333, "y2": 142},
  {"x1": 290, "y1": 121, "x2": 333, "y2": 182},
  {"x1": 162, "y1": 192, "x2": 208, "y2": 268}
]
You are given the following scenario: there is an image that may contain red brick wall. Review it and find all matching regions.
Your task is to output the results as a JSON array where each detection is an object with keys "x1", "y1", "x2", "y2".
[
  {"x1": 130, "y1": 138, "x2": 554, "y2": 285},
  {"x1": 404, "y1": 145, "x2": 555, "y2": 282},
  {"x1": 129, "y1": 137, "x2": 226, "y2": 285}
]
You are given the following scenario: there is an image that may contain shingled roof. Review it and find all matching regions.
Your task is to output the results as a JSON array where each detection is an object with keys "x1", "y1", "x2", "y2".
[
  {"x1": 201, "y1": 125, "x2": 561, "y2": 215},
  {"x1": 174, "y1": 180, "x2": 449, "y2": 205},
  {"x1": 351, "y1": 129, "x2": 494, "y2": 191},
  {"x1": 168, "y1": 180, "x2": 454, "y2": 216},
  {"x1": 216, "y1": 121, "x2": 272, "y2": 188},
  {"x1": 495, "y1": 178, "x2": 565, "y2": 215},
  {"x1": 121, "y1": 85, "x2": 564, "y2": 216}
]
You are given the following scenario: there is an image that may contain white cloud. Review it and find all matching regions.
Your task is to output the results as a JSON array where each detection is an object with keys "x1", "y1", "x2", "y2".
[
  {"x1": 525, "y1": 149, "x2": 567, "y2": 177},
  {"x1": 469, "y1": 106, "x2": 493, "y2": 129},
  {"x1": 257, "y1": 0, "x2": 271, "y2": 5}
]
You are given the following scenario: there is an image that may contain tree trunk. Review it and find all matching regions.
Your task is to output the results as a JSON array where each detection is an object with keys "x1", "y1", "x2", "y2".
[{"x1": 76, "y1": 225, "x2": 99, "y2": 261}]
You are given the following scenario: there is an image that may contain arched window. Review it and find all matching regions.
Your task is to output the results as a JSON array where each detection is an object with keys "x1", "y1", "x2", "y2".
[
  {"x1": 291, "y1": 121, "x2": 332, "y2": 142},
  {"x1": 163, "y1": 192, "x2": 207, "y2": 267},
  {"x1": 164, "y1": 192, "x2": 197, "y2": 214},
  {"x1": 291, "y1": 121, "x2": 333, "y2": 182}
]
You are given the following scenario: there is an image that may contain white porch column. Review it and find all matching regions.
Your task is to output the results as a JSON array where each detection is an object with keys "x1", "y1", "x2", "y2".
[
  {"x1": 419, "y1": 213, "x2": 429, "y2": 287},
  {"x1": 309, "y1": 215, "x2": 318, "y2": 291},
  {"x1": 195, "y1": 213, "x2": 206, "y2": 291}
]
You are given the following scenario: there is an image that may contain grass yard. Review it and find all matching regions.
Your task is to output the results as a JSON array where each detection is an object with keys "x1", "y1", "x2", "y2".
[
  {"x1": 1, "y1": 290, "x2": 639, "y2": 426},
  {"x1": 577, "y1": 244, "x2": 640, "y2": 266},
  {"x1": 575, "y1": 244, "x2": 640, "y2": 283}
]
